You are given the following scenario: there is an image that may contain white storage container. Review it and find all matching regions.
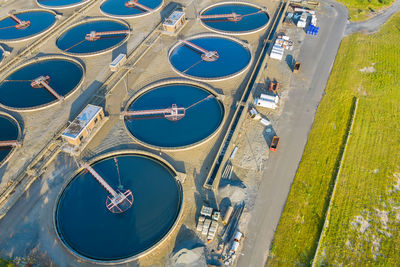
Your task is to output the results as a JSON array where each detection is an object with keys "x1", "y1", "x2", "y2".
[
  {"x1": 254, "y1": 98, "x2": 277, "y2": 109},
  {"x1": 234, "y1": 231, "x2": 243, "y2": 242},
  {"x1": 260, "y1": 118, "x2": 271, "y2": 126},
  {"x1": 260, "y1": 93, "x2": 279, "y2": 104}
]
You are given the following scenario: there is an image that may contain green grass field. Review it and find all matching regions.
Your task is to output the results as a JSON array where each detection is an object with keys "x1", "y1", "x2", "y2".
[
  {"x1": 0, "y1": 258, "x2": 13, "y2": 267},
  {"x1": 267, "y1": 11, "x2": 400, "y2": 267},
  {"x1": 335, "y1": 0, "x2": 394, "y2": 21}
]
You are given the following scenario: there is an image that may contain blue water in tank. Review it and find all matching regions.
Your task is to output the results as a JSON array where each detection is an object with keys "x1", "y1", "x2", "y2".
[
  {"x1": 125, "y1": 84, "x2": 224, "y2": 148},
  {"x1": 101, "y1": 0, "x2": 163, "y2": 17},
  {"x1": 37, "y1": 0, "x2": 88, "y2": 8},
  {"x1": 0, "y1": 115, "x2": 19, "y2": 164},
  {"x1": 201, "y1": 3, "x2": 269, "y2": 33},
  {"x1": 56, "y1": 20, "x2": 129, "y2": 54},
  {"x1": 0, "y1": 49, "x2": 3, "y2": 62},
  {"x1": 0, "y1": 59, "x2": 83, "y2": 109},
  {"x1": 0, "y1": 11, "x2": 56, "y2": 41},
  {"x1": 169, "y1": 36, "x2": 251, "y2": 79},
  {"x1": 56, "y1": 154, "x2": 182, "y2": 261}
]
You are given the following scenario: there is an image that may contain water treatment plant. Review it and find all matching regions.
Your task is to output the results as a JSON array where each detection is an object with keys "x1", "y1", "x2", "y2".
[
  {"x1": 0, "y1": 56, "x2": 84, "y2": 110},
  {"x1": 0, "y1": 0, "x2": 355, "y2": 266},
  {"x1": 56, "y1": 18, "x2": 130, "y2": 56},
  {"x1": 200, "y1": 2, "x2": 270, "y2": 34},
  {"x1": 169, "y1": 34, "x2": 252, "y2": 80},
  {"x1": 100, "y1": 0, "x2": 164, "y2": 18},
  {"x1": 36, "y1": 0, "x2": 91, "y2": 10},
  {"x1": 56, "y1": 151, "x2": 182, "y2": 262},
  {"x1": 0, "y1": 112, "x2": 21, "y2": 167},
  {"x1": 0, "y1": 9, "x2": 56, "y2": 42},
  {"x1": 124, "y1": 80, "x2": 224, "y2": 149}
]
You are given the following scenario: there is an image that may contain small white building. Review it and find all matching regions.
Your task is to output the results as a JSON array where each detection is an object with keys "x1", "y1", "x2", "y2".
[
  {"x1": 162, "y1": 11, "x2": 186, "y2": 34},
  {"x1": 61, "y1": 104, "x2": 107, "y2": 153}
]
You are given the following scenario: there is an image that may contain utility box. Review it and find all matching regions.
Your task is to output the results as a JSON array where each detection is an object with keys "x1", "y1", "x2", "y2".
[{"x1": 162, "y1": 11, "x2": 186, "y2": 34}]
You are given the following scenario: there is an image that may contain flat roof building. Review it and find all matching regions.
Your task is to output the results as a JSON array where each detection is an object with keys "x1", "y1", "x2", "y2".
[
  {"x1": 162, "y1": 11, "x2": 185, "y2": 34},
  {"x1": 62, "y1": 104, "x2": 105, "y2": 147}
]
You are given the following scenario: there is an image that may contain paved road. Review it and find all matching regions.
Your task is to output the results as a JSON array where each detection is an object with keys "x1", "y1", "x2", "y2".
[
  {"x1": 237, "y1": 1, "x2": 348, "y2": 266},
  {"x1": 345, "y1": 0, "x2": 400, "y2": 35}
]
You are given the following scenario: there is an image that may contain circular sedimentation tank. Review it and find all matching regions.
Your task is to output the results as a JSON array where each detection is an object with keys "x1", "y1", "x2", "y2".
[
  {"x1": 169, "y1": 34, "x2": 251, "y2": 81},
  {"x1": 56, "y1": 18, "x2": 130, "y2": 56},
  {"x1": 0, "y1": 56, "x2": 84, "y2": 111},
  {"x1": 200, "y1": 2, "x2": 269, "y2": 35},
  {"x1": 36, "y1": 0, "x2": 91, "y2": 9},
  {"x1": 124, "y1": 81, "x2": 224, "y2": 149},
  {"x1": 55, "y1": 151, "x2": 182, "y2": 262},
  {"x1": 100, "y1": 0, "x2": 163, "y2": 18},
  {"x1": 0, "y1": 112, "x2": 21, "y2": 167},
  {"x1": 0, "y1": 9, "x2": 56, "y2": 42}
]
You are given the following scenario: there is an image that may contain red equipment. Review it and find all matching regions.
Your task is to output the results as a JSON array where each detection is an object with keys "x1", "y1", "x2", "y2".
[
  {"x1": 125, "y1": 0, "x2": 153, "y2": 12},
  {"x1": 181, "y1": 39, "x2": 219, "y2": 62},
  {"x1": 270, "y1": 136, "x2": 280, "y2": 152},
  {"x1": 31, "y1": 75, "x2": 64, "y2": 100},
  {"x1": 9, "y1": 13, "x2": 30, "y2": 29},
  {"x1": 85, "y1": 30, "x2": 130, "y2": 41}
]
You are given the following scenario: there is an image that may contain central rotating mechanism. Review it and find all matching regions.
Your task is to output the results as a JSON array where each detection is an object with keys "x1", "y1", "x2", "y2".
[{"x1": 83, "y1": 162, "x2": 133, "y2": 213}]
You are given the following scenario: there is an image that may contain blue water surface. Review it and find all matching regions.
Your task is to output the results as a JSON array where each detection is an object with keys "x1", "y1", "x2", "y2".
[
  {"x1": 37, "y1": 0, "x2": 88, "y2": 8},
  {"x1": 101, "y1": 0, "x2": 163, "y2": 17},
  {"x1": 0, "y1": 50, "x2": 3, "y2": 62},
  {"x1": 56, "y1": 154, "x2": 181, "y2": 261},
  {"x1": 0, "y1": 115, "x2": 19, "y2": 164},
  {"x1": 0, "y1": 11, "x2": 56, "y2": 41},
  {"x1": 56, "y1": 20, "x2": 129, "y2": 54},
  {"x1": 201, "y1": 4, "x2": 269, "y2": 33},
  {"x1": 0, "y1": 59, "x2": 83, "y2": 109},
  {"x1": 125, "y1": 84, "x2": 224, "y2": 147},
  {"x1": 169, "y1": 37, "x2": 251, "y2": 79}
]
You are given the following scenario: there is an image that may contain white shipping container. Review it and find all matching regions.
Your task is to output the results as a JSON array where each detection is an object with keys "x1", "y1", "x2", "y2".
[
  {"x1": 260, "y1": 93, "x2": 279, "y2": 104},
  {"x1": 260, "y1": 118, "x2": 271, "y2": 126},
  {"x1": 272, "y1": 44, "x2": 284, "y2": 51},
  {"x1": 234, "y1": 231, "x2": 243, "y2": 242},
  {"x1": 254, "y1": 98, "x2": 277, "y2": 109},
  {"x1": 270, "y1": 52, "x2": 283, "y2": 60},
  {"x1": 231, "y1": 241, "x2": 240, "y2": 252}
]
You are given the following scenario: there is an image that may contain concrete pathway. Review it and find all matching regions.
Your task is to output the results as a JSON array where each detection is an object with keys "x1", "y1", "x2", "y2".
[
  {"x1": 237, "y1": 1, "x2": 348, "y2": 266},
  {"x1": 345, "y1": 0, "x2": 400, "y2": 35}
]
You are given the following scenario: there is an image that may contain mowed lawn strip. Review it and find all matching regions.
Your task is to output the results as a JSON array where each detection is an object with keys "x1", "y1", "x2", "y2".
[
  {"x1": 315, "y1": 13, "x2": 400, "y2": 265},
  {"x1": 267, "y1": 36, "x2": 359, "y2": 266},
  {"x1": 336, "y1": 0, "x2": 394, "y2": 21},
  {"x1": 268, "y1": 12, "x2": 400, "y2": 266}
]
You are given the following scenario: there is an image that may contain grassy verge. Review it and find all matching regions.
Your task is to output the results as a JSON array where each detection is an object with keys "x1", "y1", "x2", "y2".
[
  {"x1": 314, "y1": 12, "x2": 400, "y2": 266},
  {"x1": 267, "y1": 11, "x2": 400, "y2": 266},
  {"x1": 334, "y1": 0, "x2": 394, "y2": 21},
  {"x1": 0, "y1": 258, "x2": 13, "y2": 267}
]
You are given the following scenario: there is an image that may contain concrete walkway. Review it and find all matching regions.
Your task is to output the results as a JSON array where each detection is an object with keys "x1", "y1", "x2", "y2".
[
  {"x1": 237, "y1": 1, "x2": 348, "y2": 266},
  {"x1": 345, "y1": 0, "x2": 400, "y2": 35}
]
